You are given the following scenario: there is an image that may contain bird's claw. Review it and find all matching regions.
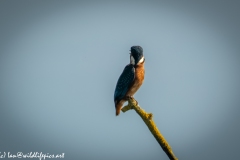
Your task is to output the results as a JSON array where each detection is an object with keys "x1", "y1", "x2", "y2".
[{"x1": 125, "y1": 96, "x2": 138, "y2": 105}]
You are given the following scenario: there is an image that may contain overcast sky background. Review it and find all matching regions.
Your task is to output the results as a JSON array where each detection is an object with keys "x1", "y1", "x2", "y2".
[{"x1": 0, "y1": 0, "x2": 240, "y2": 160}]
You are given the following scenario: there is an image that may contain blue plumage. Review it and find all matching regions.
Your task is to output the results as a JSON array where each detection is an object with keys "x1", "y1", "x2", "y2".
[{"x1": 114, "y1": 64, "x2": 135, "y2": 102}]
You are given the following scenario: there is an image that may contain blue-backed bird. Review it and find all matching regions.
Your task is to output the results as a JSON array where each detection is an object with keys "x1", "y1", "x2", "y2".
[{"x1": 114, "y1": 46, "x2": 145, "y2": 116}]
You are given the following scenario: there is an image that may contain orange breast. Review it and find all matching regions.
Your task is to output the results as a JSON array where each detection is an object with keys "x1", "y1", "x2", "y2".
[{"x1": 126, "y1": 62, "x2": 145, "y2": 97}]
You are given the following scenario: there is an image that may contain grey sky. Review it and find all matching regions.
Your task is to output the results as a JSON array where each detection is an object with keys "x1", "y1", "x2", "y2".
[{"x1": 0, "y1": 0, "x2": 240, "y2": 160}]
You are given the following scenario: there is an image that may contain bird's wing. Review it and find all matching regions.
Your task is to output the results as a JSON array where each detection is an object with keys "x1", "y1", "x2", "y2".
[{"x1": 114, "y1": 64, "x2": 135, "y2": 102}]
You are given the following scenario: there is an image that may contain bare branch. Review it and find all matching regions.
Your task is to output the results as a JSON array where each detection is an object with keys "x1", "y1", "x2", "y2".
[{"x1": 122, "y1": 98, "x2": 178, "y2": 160}]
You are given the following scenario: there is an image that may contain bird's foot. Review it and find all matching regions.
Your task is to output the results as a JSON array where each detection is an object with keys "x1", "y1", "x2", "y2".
[
  {"x1": 125, "y1": 96, "x2": 138, "y2": 106},
  {"x1": 124, "y1": 95, "x2": 132, "y2": 100}
]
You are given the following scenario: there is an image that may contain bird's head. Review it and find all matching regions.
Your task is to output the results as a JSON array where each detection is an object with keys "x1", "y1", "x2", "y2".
[{"x1": 130, "y1": 46, "x2": 144, "y2": 65}]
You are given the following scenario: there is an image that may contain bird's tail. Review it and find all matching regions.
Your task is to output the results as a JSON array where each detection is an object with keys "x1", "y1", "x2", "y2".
[
  {"x1": 115, "y1": 104, "x2": 122, "y2": 116},
  {"x1": 115, "y1": 100, "x2": 125, "y2": 116}
]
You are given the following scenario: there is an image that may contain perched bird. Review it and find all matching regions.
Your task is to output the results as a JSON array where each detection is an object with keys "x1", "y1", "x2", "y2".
[{"x1": 114, "y1": 46, "x2": 145, "y2": 116}]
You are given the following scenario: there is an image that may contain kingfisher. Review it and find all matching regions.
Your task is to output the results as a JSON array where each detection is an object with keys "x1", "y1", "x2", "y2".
[{"x1": 114, "y1": 46, "x2": 145, "y2": 116}]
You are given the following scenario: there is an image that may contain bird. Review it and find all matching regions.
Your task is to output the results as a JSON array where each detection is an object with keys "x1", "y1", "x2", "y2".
[{"x1": 114, "y1": 46, "x2": 145, "y2": 116}]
